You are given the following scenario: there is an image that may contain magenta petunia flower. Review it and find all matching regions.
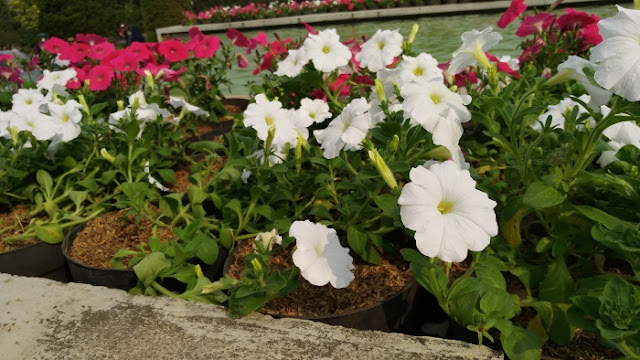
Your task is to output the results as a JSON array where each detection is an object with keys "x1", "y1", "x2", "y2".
[
  {"x1": 157, "y1": 40, "x2": 189, "y2": 62},
  {"x1": 579, "y1": 23, "x2": 602, "y2": 47},
  {"x1": 126, "y1": 42, "x2": 154, "y2": 62},
  {"x1": 136, "y1": 63, "x2": 169, "y2": 77},
  {"x1": 89, "y1": 42, "x2": 115, "y2": 61},
  {"x1": 516, "y1": 13, "x2": 556, "y2": 37},
  {"x1": 193, "y1": 35, "x2": 220, "y2": 59},
  {"x1": 42, "y1": 37, "x2": 70, "y2": 55},
  {"x1": 87, "y1": 65, "x2": 114, "y2": 91},
  {"x1": 226, "y1": 29, "x2": 251, "y2": 48},
  {"x1": 497, "y1": 0, "x2": 527, "y2": 29},
  {"x1": 555, "y1": 8, "x2": 599, "y2": 31},
  {"x1": 111, "y1": 52, "x2": 139, "y2": 72},
  {"x1": 76, "y1": 33, "x2": 108, "y2": 46}
]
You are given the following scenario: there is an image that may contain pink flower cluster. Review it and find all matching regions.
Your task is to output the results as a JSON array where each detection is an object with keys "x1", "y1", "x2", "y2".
[
  {"x1": 184, "y1": 0, "x2": 399, "y2": 24},
  {"x1": 497, "y1": 1, "x2": 602, "y2": 66},
  {"x1": 0, "y1": 55, "x2": 23, "y2": 86},
  {"x1": 41, "y1": 31, "x2": 221, "y2": 92}
]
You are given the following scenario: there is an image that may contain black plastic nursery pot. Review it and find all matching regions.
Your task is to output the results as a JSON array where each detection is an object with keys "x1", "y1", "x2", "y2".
[
  {"x1": 62, "y1": 224, "x2": 138, "y2": 291},
  {"x1": 0, "y1": 240, "x2": 66, "y2": 278},
  {"x1": 223, "y1": 249, "x2": 417, "y2": 332},
  {"x1": 196, "y1": 95, "x2": 250, "y2": 142}
]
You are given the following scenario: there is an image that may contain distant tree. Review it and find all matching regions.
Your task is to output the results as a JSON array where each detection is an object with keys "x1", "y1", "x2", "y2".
[
  {"x1": 0, "y1": 0, "x2": 22, "y2": 48},
  {"x1": 140, "y1": 0, "x2": 192, "y2": 41},
  {"x1": 34, "y1": 0, "x2": 142, "y2": 42},
  {"x1": 8, "y1": 0, "x2": 39, "y2": 32}
]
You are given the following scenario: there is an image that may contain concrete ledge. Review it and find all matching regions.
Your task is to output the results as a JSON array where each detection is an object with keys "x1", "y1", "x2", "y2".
[
  {"x1": 0, "y1": 273, "x2": 502, "y2": 359},
  {"x1": 157, "y1": 0, "x2": 612, "y2": 39}
]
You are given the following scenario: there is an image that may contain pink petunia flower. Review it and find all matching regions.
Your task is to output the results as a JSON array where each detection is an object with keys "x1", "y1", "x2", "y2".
[
  {"x1": 76, "y1": 33, "x2": 108, "y2": 46},
  {"x1": 579, "y1": 22, "x2": 602, "y2": 47},
  {"x1": 497, "y1": 0, "x2": 527, "y2": 28},
  {"x1": 89, "y1": 42, "x2": 115, "y2": 61},
  {"x1": 303, "y1": 22, "x2": 318, "y2": 35},
  {"x1": 193, "y1": 35, "x2": 221, "y2": 59},
  {"x1": 188, "y1": 27, "x2": 204, "y2": 40},
  {"x1": 486, "y1": 53, "x2": 521, "y2": 79},
  {"x1": 66, "y1": 65, "x2": 88, "y2": 89},
  {"x1": 157, "y1": 40, "x2": 189, "y2": 62},
  {"x1": 555, "y1": 8, "x2": 599, "y2": 31},
  {"x1": 516, "y1": 13, "x2": 556, "y2": 37},
  {"x1": 42, "y1": 37, "x2": 70, "y2": 55},
  {"x1": 237, "y1": 54, "x2": 249, "y2": 68},
  {"x1": 127, "y1": 42, "x2": 154, "y2": 62},
  {"x1": 112, "y1": 51, "x2": 139, "y2": 72},
  {"x1": 226, "y1": 29, "x2": 251, "y2": 47},
  {"x1": 518, "y1": 37, "x2": 544, "y2": 64},
  {"x1": 61, "y1": 43, "x2": 91, "y2": 63},
  {"x1": 87, "y1": 65, "x2": 114, "y2": 91},
  {"x1": 137, "y1": 63, "x2": 170, "y2": 77}
]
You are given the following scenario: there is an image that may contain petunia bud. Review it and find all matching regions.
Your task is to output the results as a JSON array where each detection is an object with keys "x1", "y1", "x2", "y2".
[
  {"x1": 237, "y1": 54, "x2": 249, "y2": 68},
  {"x1": 117, "y1": 100, "x2": 125, "y2": 111},
  {"x1": 250, "y1": 258, "x2": 262, "y2": 273},
  {"x1": 374, "y1": 79, "x2": 386, "y2": 103},
  {"x1": 408, "y1": 24, "x2": 419, "y2": 45},
  {"x1": 540, "y1": 67, "x2": 552, "y2": 80},
  {"x1": 389, "y1": 134, "x2": 399, "y2": 151},
  {"x1": 368, "y1": 147, "x2": 398, "y2": 191},
  {"x1": 144, "y1": 69, "x2": 155, "y2": 92},
  {"x1": 100, "y1": 148, "x2": 115, "y2": 164},
  {"x1": 194, "y1": 264, "x2": 204, "y2": 278}
]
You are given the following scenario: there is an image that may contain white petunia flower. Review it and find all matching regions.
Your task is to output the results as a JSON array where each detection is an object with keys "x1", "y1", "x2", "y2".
[
  {"x1": 241, "y1": 169, "x2": 252, "y2": 184},
  {"x1": 275, "y1": 49, "x2": 309, "y2": 77},
  {"x1": 243, "y1": 94, "x2": 298, "y2": 151},
  {"x1": 449, "y1": 26, "x2": 502, "y2": 75},
  {"x1": 355, "y1": 29, "x2": 403, "y2": 72},
  {"x1": 302, "y1": 29, "x2": 352, "y2": 73},
  {"x1": 597, "y1": 106, "x2": 640, "y2": 167},
  {"x1": 129, "y1": 90, "x2": 149, "y2": 107},
  {"x1": 12, "y1": 89, "x2": 49, "y2": 110},
  {"x1": 0, "y1": 110, "x2": 11, "y2": 139},
  {"x1": 9, "y1": 107, "x2": 58, "y2": 141},
  {"x1": 401, "y1": 81, "x2": 471, "y2": 132},
  {"x1": 551, "y1": 56, "x2": 612, "y2": 109},
  {"x1": 398, "y1": 161, "x2": 498, "y2": 262},
  {"x1": 168, "y1": 96, "x2": 210, "y2": 117},
  {"x1": 397, "y1": 53, "x2": 443, "y2": 85},
  {"x1": 143, "y1": 161, "x2": 169, "y2": 192},
  {"x1": 290, "y1": 220, "x2": 355, "y2": 288},
  {"x1": 37, "y1": 68, "x2": 77, "y2": 92},
  {"x1": 255, "y1": 229, "x2": 282, "y2": 251},
  {"x1": 431, "y1": 114, "x2": 469, "y2": 170},
  {"x1": 47, "y1": 100, "x2": 83, "y2": 142},
  {"x1": 314, "y1": 97, "x2": 372, "y2": 159},
  {"x1": 534, "y1": 94, "x2": 593, "y2": 131},
  {"x1": 296, "y1": 98, "x2": 331, "y2": 127},
  {"x1": 590, "y1": 6, "x2": 640, "y2": 102}
]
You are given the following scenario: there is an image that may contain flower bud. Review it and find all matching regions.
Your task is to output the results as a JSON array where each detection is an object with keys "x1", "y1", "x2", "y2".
[
  {"x1": 117, "y1": 100, "x2": 125, "y2": 111},
  {"x1": 100, "y1": 148, "x2": 115, "y2": 164},
  {"x1": 374, "y1": 79, "x2": 386, "y2": 103},
  {"x1": 255, "y1": 229, "x2": 282, "y2": 251},
  {"x1": 237, "y1": 54, "x2": 249, "y2": 69},
  {"x1": 144, "y1": 69, "x2": 155, "y2": 92},
  {"x1": 194, "y1": 264, "x2": 204, "y2": 278},
  {"x1": 251, "y1": 258, "x2": 262, "y2": 273},
  {"x1": 368, "y1": 148, "x2": 398, "y2": 191},
  {"x1": 408, "y1": 24, "x2": 419, "y2": 45},
  {"x1": 78, "y1": 94, "x2": 91, "y2": 116},
  {"x1": 389, "y1": 135, "x2": 399, "y2": 151}
]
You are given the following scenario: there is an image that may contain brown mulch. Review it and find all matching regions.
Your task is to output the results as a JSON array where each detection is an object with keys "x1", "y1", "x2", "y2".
[
  {"x1": 0, "y1": 206, "x2": 43, "y2": 253},
  {"x1": 168, "y1": 156, "x2": 225, "y2": 193},
  {"x1": 69, "y1": 209, "x2": 175, "y2": 269},
  {"x1": 227, "y1": 239, "x2": 413, "y2": 318},
  {"x1": 541, "y1": 329, "x2": 621, "y2": 360}
]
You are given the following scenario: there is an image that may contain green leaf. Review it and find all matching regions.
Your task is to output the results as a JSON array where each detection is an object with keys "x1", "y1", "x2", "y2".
[
  {"x1": 500, "y1": 326, "x2": 543, "y2": 360},
  {"x1": 36, "y1": 170, "x2": 53, "y2": 195},
  {"x1": 69, "y1": 191, "x2": 88, "y2": 208},
  {"x1": 218, "y1": 228, "x2": 234, "y2": 249},
  {"x1": 34, "y1": 223, "x2": 64, "y2": 244},
  {"x1": 539, "y1": 258, "x2": 574, "y2": 304},
  {"x1": 523, "y1": 182, "x2": 565, "y2": 209},
  {"x1": 195, "y1": 236, "x2": 219, "y2": 265},
  {"x1": 133, "y1": 252, "x2": 172, "y2": 287},
  {"x1": 576, "y1": 205, "x2": 636, "y2": 230},
  {"x1": 401, "y1": 248, "x2": 448, "y2": 302},
  {"x1": 373, "y1": 193, "x2": 399, "y2": 217},
  {"x1": 347, "y1": 226, "x2": 381, "y2": 265}
]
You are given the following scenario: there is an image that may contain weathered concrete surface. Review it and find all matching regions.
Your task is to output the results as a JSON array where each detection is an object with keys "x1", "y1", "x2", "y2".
[
  {"x1": 0, "y1": 273, "x2": 502, "y2": 360},
  {"x1": 157, "y1": 0, "x2": 610, "y2": 39}
]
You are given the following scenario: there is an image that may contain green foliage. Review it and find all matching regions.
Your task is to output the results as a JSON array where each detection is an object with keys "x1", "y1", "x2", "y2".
[
  {"x1": 0, "y1": 0, "x2": 22, "y2": 47},
  {"x1": 34, "y1": 0, "x2": 142, "y2": 41},
  {"x1": 140, "y1": 0, "x2": 191, "y2": 41}
]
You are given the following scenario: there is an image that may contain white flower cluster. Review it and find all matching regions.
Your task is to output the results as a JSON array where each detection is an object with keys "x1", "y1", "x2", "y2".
[{"x1": 0, "y1": 68, "x2": 83, "y2": 151}]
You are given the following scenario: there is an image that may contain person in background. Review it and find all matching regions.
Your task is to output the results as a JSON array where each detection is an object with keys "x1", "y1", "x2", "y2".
[
  {"x1": 130, "y1": 26, "x2": 145, "y2": 43},
  {"x1": 119, "y1": 23, "x2": 131, "y2": 46}
]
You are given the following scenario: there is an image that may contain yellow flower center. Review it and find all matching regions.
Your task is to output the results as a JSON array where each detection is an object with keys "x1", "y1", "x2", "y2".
[
  {"x1": 378, "y1": 42, "x2": 385, "y2": 50},
  {"x1": 430, "y1": 94, "x2": 441, "y2": 104},
  {"x1": 322, "y1": 45, "x2": 330, "y2": 54},
  {"x1": 437, "y1": 200, "x2": 453, "y2": 214},
  {"x1": 265, "y1": 115, "x2": 274, "y2": 126},
  {"x1": 309, "y1": 112, "x2": 316, "y2": 119},
  {"x1": 413, "y1": 67, "x2": 423, "y2": 77},
  {"x1": 62, "y1": 114, "x2": 70, "y2": 123},
  {"x1": 26, "y1": 99, "x2": 32, "y2": 105}
]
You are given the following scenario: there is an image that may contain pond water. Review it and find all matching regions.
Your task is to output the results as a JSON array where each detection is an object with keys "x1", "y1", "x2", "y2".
[{"x1": 222, "y1": 3, "x2": 624, "y2": 94}]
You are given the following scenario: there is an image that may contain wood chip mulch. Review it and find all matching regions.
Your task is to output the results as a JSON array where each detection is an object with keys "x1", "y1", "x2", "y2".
[
  {"x1": 168, "y1": 156, "x2": 224, "y2": 193},
  {"x1": 227, "y1": 239, "x2": 413, "y2": 318},
  {"x1": 0, "y1": 206, "x2": 46, "y2": 253},
  {"x1": 69, "y1": 209, "x2": 175, "y2": 269}
]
